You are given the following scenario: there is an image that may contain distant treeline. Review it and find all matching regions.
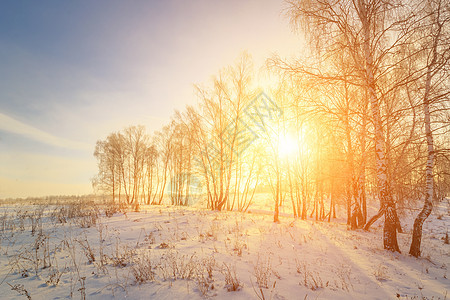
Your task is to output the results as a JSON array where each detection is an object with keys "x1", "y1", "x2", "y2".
[{"x1": 0, "y1": 194, "x2": 100, "y2": 205}]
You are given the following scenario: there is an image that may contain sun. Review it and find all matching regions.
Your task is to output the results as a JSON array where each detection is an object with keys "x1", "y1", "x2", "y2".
[{"x1": 278, "y1": 134, "x2": 298, "y2": 158}]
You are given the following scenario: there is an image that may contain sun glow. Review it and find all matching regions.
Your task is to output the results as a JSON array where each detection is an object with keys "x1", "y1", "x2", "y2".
[{"x1": 278, "y1": 134, "x2": 298, "y2": 158}]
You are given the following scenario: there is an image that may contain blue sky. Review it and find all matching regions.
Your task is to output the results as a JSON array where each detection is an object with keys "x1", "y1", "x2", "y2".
[{"x1": 0, "y1": 0, "x2": 303, "y2": 198}]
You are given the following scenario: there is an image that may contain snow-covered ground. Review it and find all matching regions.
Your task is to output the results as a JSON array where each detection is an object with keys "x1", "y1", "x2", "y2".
[{"x1": 0, "y1": 198, "x2": 448, "y2": 299}]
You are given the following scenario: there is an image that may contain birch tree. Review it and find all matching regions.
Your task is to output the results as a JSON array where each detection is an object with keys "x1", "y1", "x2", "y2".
[{"x1": 409, "y1": 0, "x2": 450, "y2": 257}]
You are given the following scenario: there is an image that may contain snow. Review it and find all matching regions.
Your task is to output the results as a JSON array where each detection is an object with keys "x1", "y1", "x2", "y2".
[{"x1": 0, "y1": 198, "x2": 448, "y2": 299}]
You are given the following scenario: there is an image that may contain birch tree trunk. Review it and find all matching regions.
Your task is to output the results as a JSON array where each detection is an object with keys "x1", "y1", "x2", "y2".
[
  {"x1": 409, "y1": 0, "x2": 444, "y2": 255},
  {"x1": 409, "y1": 70, "x2": 435, "y2": 257},
  {"x1": 359, "y1": 0, "x2": 400, "y2": 252}
]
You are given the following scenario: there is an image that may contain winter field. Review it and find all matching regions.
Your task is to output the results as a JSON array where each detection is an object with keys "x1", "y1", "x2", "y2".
[{"x1": 0, "y1": 196, "x2": 448, "y2": 300}]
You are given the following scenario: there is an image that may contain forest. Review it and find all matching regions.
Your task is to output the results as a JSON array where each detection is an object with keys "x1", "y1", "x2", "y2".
[{"x1": 92, "y1": 0, "x2": 450, "y2": 258}]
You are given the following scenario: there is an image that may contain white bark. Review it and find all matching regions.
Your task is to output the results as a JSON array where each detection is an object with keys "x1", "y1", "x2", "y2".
[
  {"x1": 409, "y1": 1, "x2": 443, "y2": 255},
  {"x1": 359, "y1": 0, "x2": 400, "y2": 251}
]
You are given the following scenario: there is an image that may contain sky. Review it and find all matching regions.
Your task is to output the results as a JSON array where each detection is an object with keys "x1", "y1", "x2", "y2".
[{"x1": 0, "y1": 0, "x2": 304, "y2": 199}]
